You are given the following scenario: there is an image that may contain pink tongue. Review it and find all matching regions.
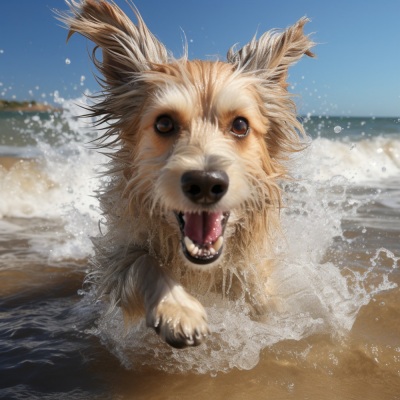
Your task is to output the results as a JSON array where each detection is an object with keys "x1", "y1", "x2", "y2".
[{"x1": 184, "y1": 211, "x2": 223, "y2": 245}]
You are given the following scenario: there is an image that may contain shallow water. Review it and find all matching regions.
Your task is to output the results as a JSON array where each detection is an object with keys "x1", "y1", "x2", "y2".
[{"x1": 0, "y1": 107, "x2": 400, "y2": 399}]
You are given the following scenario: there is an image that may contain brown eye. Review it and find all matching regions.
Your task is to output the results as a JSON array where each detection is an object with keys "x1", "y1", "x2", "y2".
[
  {"x1": 154, "y1": 115, "x2": 176, "y2": 135},
  {"x1": 231, "y1": 117, "x2": 249, "y2": 137}
]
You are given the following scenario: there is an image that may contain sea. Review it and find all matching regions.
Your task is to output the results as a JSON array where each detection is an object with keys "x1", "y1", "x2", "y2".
[{"x1": 0, "y1": 96, "x2": 399, "y2": 399}]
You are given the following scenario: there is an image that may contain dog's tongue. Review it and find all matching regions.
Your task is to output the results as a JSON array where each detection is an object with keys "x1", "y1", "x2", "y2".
[{"x1": 184, "y1": 211, "x2": 223, "y2": 245}]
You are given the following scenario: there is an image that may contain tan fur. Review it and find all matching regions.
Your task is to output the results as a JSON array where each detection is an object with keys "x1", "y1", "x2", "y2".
[{"x1": 60, "y1": 0, "x2": 314, "y2": 348}]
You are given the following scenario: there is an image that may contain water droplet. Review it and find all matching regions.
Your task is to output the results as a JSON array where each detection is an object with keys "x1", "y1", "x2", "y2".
[
  {"x1": 334, "y1": 126, "x2": 342, "y2": 134},
  {"x1": 65, "y1": 58, "x2": 71, "y2": 65},
  {"x1": 287, "y1": 383, "x2": 295, "y2": 392}
]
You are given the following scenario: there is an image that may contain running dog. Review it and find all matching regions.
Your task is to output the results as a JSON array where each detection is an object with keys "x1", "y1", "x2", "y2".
[{"x1": 62, "y1": 0, "x2": 314, "y2": 348}]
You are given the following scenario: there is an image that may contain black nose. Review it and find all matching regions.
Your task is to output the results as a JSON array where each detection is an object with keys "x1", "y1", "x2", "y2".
[{"x1": 181, "y1": 170, "x2": 229, "y2": 205}]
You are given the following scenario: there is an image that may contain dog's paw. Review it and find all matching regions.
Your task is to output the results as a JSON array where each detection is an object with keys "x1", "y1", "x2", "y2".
[{"x1": 147, "y1": 285, "x2": 209, "y2": 348}]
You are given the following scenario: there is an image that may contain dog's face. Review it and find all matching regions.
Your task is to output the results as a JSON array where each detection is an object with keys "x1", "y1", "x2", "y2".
[
  {"x1": 64, "y1": 0, "x2": 314, "y2": 269},
  {"x1": 133, "y1": 61, "x2": 275, "y2": 267}
]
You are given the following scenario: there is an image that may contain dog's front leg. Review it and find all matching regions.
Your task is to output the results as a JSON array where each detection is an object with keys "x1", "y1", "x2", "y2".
[{"x1": 129, "y1": 253, "x2": 209, "y2": 348}]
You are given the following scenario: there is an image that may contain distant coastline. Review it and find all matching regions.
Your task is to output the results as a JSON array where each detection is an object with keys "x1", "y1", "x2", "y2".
[{"x1": 0, "y1": 100, "x2": 58, "y2": 112}]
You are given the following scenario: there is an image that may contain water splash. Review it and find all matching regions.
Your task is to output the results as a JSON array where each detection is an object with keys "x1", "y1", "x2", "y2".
[
  {"x1": 334, "y1": 125, "x2": 343, "y2": 134},
  {"x1": 1, "y1": 105, "x2": 399, "y2": 373},
  {"x1": 0, "y1": 95, "x2": 104, "y2": 259},
  {"x1": 92, "y1": 155, "x2": 398, "y2": 374}
]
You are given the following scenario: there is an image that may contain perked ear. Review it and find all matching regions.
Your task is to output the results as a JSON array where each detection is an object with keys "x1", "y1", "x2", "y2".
[
  {"x1": 60, "y1": 0, "x2": 169, "y2": 85},
  {"x1": 227, "y1": 17, "x2": 315, "y2": 86}
]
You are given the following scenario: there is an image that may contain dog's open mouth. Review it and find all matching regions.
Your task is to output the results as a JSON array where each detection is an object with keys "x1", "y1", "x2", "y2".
[{"x1": 175, "y1": 211, "x2": 230, "y2": 265}]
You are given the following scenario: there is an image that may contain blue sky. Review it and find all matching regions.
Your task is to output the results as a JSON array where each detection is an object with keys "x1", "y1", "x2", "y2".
[{"x1": 1, "y1": 0, "x2": 399, "y2": 117}]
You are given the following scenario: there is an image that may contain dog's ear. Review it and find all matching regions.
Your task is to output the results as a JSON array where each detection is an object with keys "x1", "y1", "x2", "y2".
[
  {"x1": 227, "y1": 18, "x2": 314, "y2": 87},
  {"x1": 61, "y1": 0, "x2": 169, "y2": 85}
]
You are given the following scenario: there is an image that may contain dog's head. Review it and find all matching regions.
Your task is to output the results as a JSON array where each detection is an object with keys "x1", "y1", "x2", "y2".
[{"x1": 63, "y1": 0, "x2": 314, "y2": 269}]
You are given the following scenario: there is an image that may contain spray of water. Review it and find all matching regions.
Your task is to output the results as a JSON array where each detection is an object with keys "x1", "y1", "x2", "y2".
[{"x1": 1, "y1": 99, "x2": 399, "y2": 374}]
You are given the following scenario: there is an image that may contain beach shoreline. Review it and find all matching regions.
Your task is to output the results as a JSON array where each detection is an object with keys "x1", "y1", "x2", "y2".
[{"x1": 0, "y1": 99, "x2": 59, "y2": 113}]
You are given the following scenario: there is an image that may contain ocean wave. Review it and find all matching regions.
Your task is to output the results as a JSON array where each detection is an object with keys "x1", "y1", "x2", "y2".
[
  {"x1": 297, "y1": 136, "x2": 400, "y2": 184},
  {"x1": 1, "y1": 126, "x2": 399, "y2": 222}
]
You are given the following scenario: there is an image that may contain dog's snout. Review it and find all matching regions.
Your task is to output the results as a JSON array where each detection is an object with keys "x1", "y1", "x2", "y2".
[{"x1": 181, "y1": 170, "x2": 229, "y2": 204}]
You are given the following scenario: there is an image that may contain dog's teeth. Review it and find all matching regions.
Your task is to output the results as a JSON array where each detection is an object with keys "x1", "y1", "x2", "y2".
[
  {"x1": 212, "y1": 236, "x2": 224, "y2": 252},
  {"x1": 184, "y1": 235, "x2": 223, "y2": 258},
  {"x1": 184, "y1": 236, "x2": 195, "y2": 252},
  {"x1": 191, "y1": 246, "x2": 199, "y2": 256}
]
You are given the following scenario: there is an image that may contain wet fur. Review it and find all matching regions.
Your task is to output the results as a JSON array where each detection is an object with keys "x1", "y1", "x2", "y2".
[{"x1": 61, "y1": 0, "x2": 314, "y2": 348}]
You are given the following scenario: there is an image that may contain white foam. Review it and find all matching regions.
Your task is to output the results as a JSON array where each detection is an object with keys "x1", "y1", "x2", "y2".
[
  {"x1": 93, "y1": 247, "x2": 396, "y2": 375},
  {"x1": 91, "y1": 295, "x2": 324, "y2": 374},
  {"x1": 0, "y1": 95, "x2": 104, "y2": 259},
  {"x1": 299, "y1": 136, "x2": 400, "y2": 184}
]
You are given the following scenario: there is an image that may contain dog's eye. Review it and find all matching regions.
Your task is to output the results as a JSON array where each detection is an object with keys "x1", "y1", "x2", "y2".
[
  {"x1": 230, "y1": 117, "x2": 249, "y2": 137},
  {"x1": 155, "y1": 115, "x2": 176, "y2": 135}
]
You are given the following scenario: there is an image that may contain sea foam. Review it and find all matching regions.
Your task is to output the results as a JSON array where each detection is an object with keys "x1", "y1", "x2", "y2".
[
  {"x1": 300, "y1": 136, "x2": 400, "y2": 184},
  {"x1": 0, "y1": 95, "x2": 103, "y2": 259}
]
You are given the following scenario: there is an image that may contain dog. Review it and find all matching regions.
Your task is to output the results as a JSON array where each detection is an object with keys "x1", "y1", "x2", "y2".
[{"x1": 61, "y1": 0, "x2": 314, "y2": 348}]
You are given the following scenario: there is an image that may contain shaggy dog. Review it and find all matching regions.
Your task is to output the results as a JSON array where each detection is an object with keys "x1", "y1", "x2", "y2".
[{"x1": 61, "y1": 0, "x2": 314, "y2": 348}]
